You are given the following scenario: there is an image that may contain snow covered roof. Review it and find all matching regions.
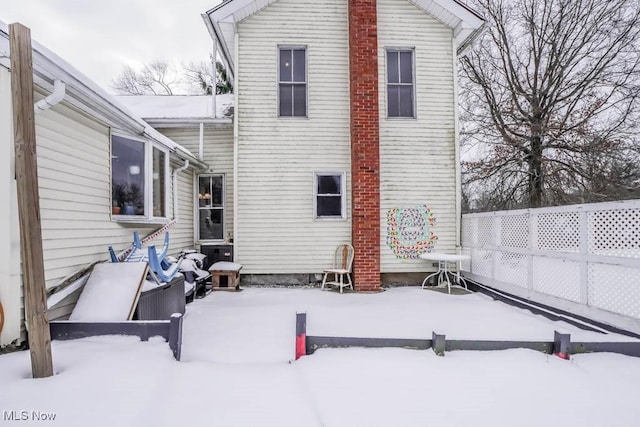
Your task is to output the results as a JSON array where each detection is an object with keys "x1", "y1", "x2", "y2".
[
  {"x1": 0, "y1": 20, "x2": 207, "y2": 170},
  {"x1": 115, "y1": 94, "x2": 234, "y2": 122},
  {"x1": 202, "y1": 0, "x2": 485, "y2": 77}
]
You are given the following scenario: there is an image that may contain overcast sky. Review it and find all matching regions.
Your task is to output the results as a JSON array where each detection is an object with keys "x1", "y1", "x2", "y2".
[{"x1": 1, "y1": 0, "x2": 221, "y2": 92}]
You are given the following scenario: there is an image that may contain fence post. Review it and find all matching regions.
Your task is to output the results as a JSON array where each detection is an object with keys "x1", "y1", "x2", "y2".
[
  {"x1": 295, "y1": 312, "x2": 307, "y2": 360},
  {"x1": 553, "y1": 331, "x2": 571, "y2": 360},
  {"x1": 527, "y1": 210, "x2": 536, "y2": 291},
  {"x1": 579, "y1": 209, "x2": 589, "y2": 305},
  {"x1": 169, "y1": 313, "x2": 183, "y2": 361},
  {"x1": 432, "y1": 332, "x2": 446, "y2": 356},
  {"x1": 10, "y1": 23, "x2": 53, "y2": 379}
]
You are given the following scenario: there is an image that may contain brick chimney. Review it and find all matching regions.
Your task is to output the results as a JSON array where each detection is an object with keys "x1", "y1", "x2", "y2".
[{"x1": 349, "y1": 0, "x2": 381, "y2": 292}]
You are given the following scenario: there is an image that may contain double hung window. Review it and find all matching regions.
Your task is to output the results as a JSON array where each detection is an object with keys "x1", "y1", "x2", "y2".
[
  {"x1": 279, "y1": 47, "x2": 307, "y2": 117},
  {"x1": 314, "y1": 172, "x2": 345, "y2": 219},
  {"x1": 387, "y1": 49, "x2": 415, "y2": 118}
]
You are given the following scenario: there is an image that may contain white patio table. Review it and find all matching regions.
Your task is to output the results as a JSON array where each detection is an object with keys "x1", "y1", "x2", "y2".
[{"x1": 418, "y1": 253, "x2": 470, "y2": 294}]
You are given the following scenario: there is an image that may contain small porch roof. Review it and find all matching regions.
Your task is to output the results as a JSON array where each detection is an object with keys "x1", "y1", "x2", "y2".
[{"x1": 115, "y1": 95, "x2": 234, "y2": 129}]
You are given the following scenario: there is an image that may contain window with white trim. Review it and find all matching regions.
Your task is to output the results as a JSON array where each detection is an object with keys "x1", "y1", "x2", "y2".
[
  {"x1": 111, "y1": 134, "x2": 169, "y2": 220},
  {"x1": 387, "y1": 48, "x2": 415, "y2": 118},
  {"x1": 314, "y1": 172, "x2": 345, "y2": 219},
  {"x1": 279, "y1": 46, "x2": 307, "y2": 117},
  {"x1": 198, "y1": 175, "x2": 225, "y2": 241}
]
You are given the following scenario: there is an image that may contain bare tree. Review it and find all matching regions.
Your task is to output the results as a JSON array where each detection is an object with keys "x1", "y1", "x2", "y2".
[
  {"x1": 461, "y1": 0, "x2": 640, "y2": 210},
  {"x1": 112, "y1": 61, "x2": 178, "y2": 95},
  {"x1": 183, "y1": 58, "x2": 233, "y2": 95},
  {"x1": 113, "y1": 58, "x2": 233, "y2": 96}
]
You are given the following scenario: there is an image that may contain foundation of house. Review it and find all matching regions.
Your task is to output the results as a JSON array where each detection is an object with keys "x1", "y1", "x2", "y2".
[
  {"x1": 240, "y1": 273, "x2": 324, "y2": 287},
  {"x1": 238, "y1": 273, "x2": 439, "y2": 287}
]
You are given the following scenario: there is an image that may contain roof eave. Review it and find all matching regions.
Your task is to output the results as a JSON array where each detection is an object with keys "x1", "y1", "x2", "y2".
[
  {"x1": 144, "y1": 117, "x2": 234, "y2": 129},
  {"x1": 1, "y1": 21, "x2": 207, "y2": 168},
  {"x1": 456, "y1": 22, "x2": 486, "y2": 57},
  {"x1": 201, "y1": 13, "x2": 235, "y2": 82}
]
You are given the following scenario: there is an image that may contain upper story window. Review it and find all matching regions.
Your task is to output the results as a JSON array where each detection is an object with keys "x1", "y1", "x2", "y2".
[
  {"x1": 387, "y1": 49, "x2": 415, "y2": 118},
  {"x1": 279, "y1": 46, "x2": 307, "y2": 117},
  {"x1": 314, "y1": 172, "x2": 346, "y2": 219},
  {"x1": 111, "y1": 134, "x2": 169, "y2": 220}
]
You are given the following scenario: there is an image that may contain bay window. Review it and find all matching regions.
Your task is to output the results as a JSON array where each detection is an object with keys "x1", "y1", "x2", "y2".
[{"x1": 111, "y1": 134, "x2": 169, "y2": 220}]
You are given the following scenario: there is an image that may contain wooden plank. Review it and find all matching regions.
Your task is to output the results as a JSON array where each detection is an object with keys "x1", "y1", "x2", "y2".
[{"x1": 10, "y1": 22, "x2": 53, "y2": 378}]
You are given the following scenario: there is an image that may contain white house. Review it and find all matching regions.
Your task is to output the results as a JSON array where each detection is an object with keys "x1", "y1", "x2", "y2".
[
  {"x1": 0, "y1": 0, "x2": 484, "y2": 349},
  {"x1": 198, "y1": 0, "x2": 484, "y2": 290},
  {"x1": 0, "y1": 22, "x2": 207, "y2": 349}
]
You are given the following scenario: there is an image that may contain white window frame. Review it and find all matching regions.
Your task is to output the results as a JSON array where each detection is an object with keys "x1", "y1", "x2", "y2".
[
  {"x1": 111, "y1": 131, "x2": 170, "y2": 223},
  {"x1": 277, "y1": 45, "x2": 308, "y2": 118},
  {"x1": 385, "y1": 47, "x2": 416, "y2": 119},
  {"x1": 196, "y1": 173, "x2": 226, "y2": 242},
  {"x1": 313, "y1": 171, "x2": 346, "y2": 220}
]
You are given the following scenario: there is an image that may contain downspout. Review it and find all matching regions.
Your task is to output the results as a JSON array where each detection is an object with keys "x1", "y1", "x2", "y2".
[
  {"x1": 34, "y1": 79, "x2": 65, "y2": 114},
  {"x1": 172, "y1": 159, "x2": 190, "y2": 221},
  {"x1": 452, "y1": 38, "x2": 462, "y2": 250},
  {"x1": 211, "y1": 38, "x2": 218, "y2": 119},
  {"x1": 232, "y1": 30, "x2": 239, "y2": 261},
  {"x1": 199, "y1": 122, "x2": 204, "y2": 161}
]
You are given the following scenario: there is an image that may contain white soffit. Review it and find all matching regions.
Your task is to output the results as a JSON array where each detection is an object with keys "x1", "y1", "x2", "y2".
[
  {"x1": 204, "y1": 0, "x2": 484, "y2": 68},
  {"x1": 409, "y1": 0, "x2": 484, "y2": 44}
]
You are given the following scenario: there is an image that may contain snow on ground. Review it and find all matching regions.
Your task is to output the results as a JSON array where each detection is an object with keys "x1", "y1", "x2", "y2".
[{"x1": 1, "y1": 287, "x2": 639, "y2": 427}]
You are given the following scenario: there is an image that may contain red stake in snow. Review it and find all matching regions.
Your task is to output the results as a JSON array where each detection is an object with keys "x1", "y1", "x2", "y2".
[{"x1": 295, "y1": 313, "x2": 307, "y2": 360}]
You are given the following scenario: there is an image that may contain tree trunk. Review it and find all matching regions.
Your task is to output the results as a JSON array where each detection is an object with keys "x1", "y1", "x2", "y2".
[{"x1": 528, "y1": 134, "x2": 544, "y2": 208}]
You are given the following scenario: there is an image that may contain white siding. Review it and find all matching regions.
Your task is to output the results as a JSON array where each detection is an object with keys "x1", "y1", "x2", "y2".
[
  {"x1": 236, "y1": 0, "x2": 351, "y2": 274},
  {"x1": 34, "y1": 99, "x2": 192, "y2": 289},
  {"x1": 0, "y1": 66, "x2": 22, "y2": 347},
  {"x1": 159, "y1": 126, "x2": 234, "y2": 243},
  {"x1": 170, "y1": 159, "x2": 196, "y2": 251},
  {"x1": 378, "y1": 0, "x2": 458, "y2": 272}
]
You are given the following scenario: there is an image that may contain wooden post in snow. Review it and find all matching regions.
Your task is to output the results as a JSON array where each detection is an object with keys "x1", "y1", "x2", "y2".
[{"x1": 10, "y1": 23, "x2": 53, "y2": 378}]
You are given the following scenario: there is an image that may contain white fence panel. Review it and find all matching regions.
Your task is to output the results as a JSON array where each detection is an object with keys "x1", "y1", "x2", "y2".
[{"x1": 462, "y1": 200, "x2": 640, "y2": 334}]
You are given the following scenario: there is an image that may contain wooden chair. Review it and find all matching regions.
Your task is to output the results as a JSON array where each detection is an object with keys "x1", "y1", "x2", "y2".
[{"x1": 321, "y1": 244, "x2": 355, "y2": 294}]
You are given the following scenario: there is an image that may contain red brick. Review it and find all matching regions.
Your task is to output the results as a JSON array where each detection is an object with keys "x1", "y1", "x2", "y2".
[{"x1": 350, "y1": 5, "x2": 382, "y2": 285}]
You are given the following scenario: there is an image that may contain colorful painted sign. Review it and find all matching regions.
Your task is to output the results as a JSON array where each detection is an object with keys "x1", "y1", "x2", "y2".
[{"x1": 386, "y1": 205, "x2": 437, "y2": 259}]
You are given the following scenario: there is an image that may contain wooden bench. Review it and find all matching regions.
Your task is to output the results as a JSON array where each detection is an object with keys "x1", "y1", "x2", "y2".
[{"x1": 208, "y1": 261, "x2": 242, "y2": 291}]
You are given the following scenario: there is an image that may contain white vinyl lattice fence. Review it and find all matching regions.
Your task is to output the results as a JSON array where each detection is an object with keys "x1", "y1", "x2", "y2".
[{"x1": 461, "y1": 200, "x2": 640, "y2": 334}]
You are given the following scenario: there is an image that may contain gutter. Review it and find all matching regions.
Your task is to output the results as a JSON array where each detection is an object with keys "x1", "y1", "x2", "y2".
[{"x1": 0, "y1": 24, "x2": 203, "y2": 164}]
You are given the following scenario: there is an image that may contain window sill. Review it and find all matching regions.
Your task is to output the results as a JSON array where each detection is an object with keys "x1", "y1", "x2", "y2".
[
  {"x1": 112, "y1": 216, "x2": 171, "y2": 225},
  {"x1": 314, "y1": 216, "x2": 347, "y2": 222},
  {"x1": 197, "y1": 240, "x2": 231, "y2": 245},
  {"x1": 385, "y1": 116, "x2": 417, "y2": 120}
]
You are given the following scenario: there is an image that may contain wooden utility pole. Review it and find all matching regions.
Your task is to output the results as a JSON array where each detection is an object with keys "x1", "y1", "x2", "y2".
[{"x1": 10, "y1": 23, "x2": 53, "y2": 378}]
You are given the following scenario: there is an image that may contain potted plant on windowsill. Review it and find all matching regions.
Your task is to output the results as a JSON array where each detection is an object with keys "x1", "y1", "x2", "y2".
[{"x1": 112, "y1": 183, "x2": 126, "y2": 215}]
